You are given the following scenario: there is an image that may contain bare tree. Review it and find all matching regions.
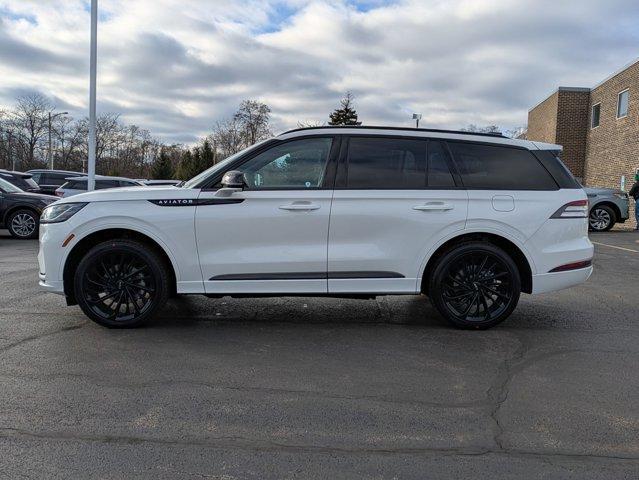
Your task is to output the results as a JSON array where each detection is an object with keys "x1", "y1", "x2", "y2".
[
  {"x1": 234, "y1": 100, "x2": 271, "y2": 146},
  {"x1": 12, "y1": 93, "x2": 52, "y2": 167},
  {"x1": 461, "y1": 124, "x2": 501, "y2": 134},
  {"x1": 212, "y1": 117, "x2": 245, "y2": 159},
  {"x1": 296, "y1": 120, "x2": 325, "y2": 128}
]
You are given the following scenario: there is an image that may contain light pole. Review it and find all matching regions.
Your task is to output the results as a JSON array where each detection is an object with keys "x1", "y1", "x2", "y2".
[
  {"x1": 87, "y1": 0, "x2": 98, "y2": 191},
  {"x1": 48, "y1": 111, "x2": 68, "y2": 170},
  {"x1": 412, "y1": 113, "x2": 422, "y2": 129}
]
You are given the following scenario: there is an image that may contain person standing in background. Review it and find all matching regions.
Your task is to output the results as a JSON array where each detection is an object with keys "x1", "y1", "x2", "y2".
[{"x1": 629, "y1": 172, "x2": 639, "y2": 230}]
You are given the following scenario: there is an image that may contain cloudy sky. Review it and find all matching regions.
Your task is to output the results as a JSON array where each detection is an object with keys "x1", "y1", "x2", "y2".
[{"x1": 0, "y1": 0, "x2": 637, "y2": 143}]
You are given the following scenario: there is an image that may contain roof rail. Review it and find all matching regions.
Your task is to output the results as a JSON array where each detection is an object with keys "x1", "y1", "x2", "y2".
[{"x1": 280, "y1": 125, "x2": 506, "y2": 138}]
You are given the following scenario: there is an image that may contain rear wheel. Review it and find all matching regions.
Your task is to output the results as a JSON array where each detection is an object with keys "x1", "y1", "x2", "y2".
[
  {"x1": 589, "y1": 205, "x2": 615, "y2": 232},
  {"x1": 74, "y1": 239, "x2": 170, "y2": 328},
  {"x1": 428, "y1": 242, "x2": 521, "y2": 329},
  {"x1": 7, "y1": 209, "x2": 39, "y2": 239}
]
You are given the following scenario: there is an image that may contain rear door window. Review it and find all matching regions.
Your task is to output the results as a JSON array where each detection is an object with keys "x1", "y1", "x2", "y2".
[
  {"x1": 427, "y1": 141, "x2": 456, "y2": 188},
  {"x1": 346, "y1": 137, "x2": 427, "y2": 189},
  {"x1": 448, "y1": 142, "x2": 558, "y2": 190}
]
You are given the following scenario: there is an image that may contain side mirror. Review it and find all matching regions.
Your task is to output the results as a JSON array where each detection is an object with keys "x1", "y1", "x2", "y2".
[{"x1": 221, "y1": 170, "x2": 245, "y2": 189}]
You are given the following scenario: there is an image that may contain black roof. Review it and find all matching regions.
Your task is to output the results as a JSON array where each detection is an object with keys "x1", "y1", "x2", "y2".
[
  {"x1": 280, "y1": 125, "x2": 506, "y2": 138},
  {"x1": 0, "y1": 169, "x2": 32, "y2": 178}
]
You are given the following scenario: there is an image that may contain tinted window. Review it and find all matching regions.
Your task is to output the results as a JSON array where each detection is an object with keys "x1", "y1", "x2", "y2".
[
  {"x1": 23, "y1": 178, "x2": 39, "y2": 189},
  {"x1": 532, "y1": 150, "x2": 581, "y2": 189},
  {"x1": 241, "y1": 137, "x2": 332, "y2": 189},
  {"x1": 44, "y1": 173, "x2": 71, "y2": 186},
  {"x1": 448, "y1": 142, "x2": 558, "y2": 190},
  {"x1": 65, "y1": 180, "x2": 85, "y2": 190},
  {"x1": 30, "y1": 172, "x2": 42, "y2": 183},
  {"x1": 427, "y1": 141, "x2": 455, "y2": 188},
  {"x1": 96, "y1": 180, "x2": 120, "y2": 189},
  {"x1": 346, "y1": 137, "x2": 427, "y2": 189}
]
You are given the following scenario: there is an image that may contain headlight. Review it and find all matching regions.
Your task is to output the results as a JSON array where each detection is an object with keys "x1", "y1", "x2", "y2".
[
  {"x1": 613, "y1": 193, "x2": 628, "y2": 199},
  {"x1": 40, "y1": 203, "x2": 87, "y2": 224}
]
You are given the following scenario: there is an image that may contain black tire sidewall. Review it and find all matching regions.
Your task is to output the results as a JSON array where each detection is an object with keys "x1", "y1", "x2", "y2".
[
  {"x1": 7, "y1": 209, "x2": 39, "y2": 239},
  {"x1": 429, "y1": 242, "x2": 521, "y2": 329},
  {"x1": 589, "y1": 205, "x2": 615, "y2": 232},
  {"x1": 74, "y1": 239, "x2": 169, "y2": 328}
]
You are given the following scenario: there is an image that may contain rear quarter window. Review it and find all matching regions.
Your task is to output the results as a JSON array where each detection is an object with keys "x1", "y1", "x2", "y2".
[
  {"x1": 448, "y1": 142, "x2": 558, "y2": 191},
  {"x1": 532, "y1": 150, "x2": 581, "y2": 189}
]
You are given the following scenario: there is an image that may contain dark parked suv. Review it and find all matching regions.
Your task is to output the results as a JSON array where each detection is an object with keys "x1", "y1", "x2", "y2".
[
  {"x1": 0, "y1": 170, "x2": 41, "y2": 193},
  {"x1": 27, "y1": 169, "x2": 84, "y2": 196},
  {"x1": 0, "y1": 177, "x2": 57, "y2": 239}
]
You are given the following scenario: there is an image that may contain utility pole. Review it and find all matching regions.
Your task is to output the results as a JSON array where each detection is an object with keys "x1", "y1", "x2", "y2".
[
  {"x1": 48, "y1": 111, "x2": 68, "y2": 170},
  {"x1": 87, "y1": 0, "x2": 98, "y2": 191}
]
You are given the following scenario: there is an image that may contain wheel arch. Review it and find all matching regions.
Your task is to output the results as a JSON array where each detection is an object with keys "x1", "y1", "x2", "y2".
[
  {"x1": 63, "y1": 228, "x2": 177, "y2": 305},
  {"x1": 3, "y1": 204, "x2": 40, "y2": 225},
  {"x1": 420, "y1": 232, "x2": 533, "y2": 295},
  {"x1": 590, "y1": 201, "x2": 619, "y2": 222}
]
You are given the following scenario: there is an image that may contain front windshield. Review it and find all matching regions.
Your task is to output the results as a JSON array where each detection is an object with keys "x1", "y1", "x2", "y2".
[
  {"x1": 0, "y1": 177, "x2": 22, "y2": 193},
  {"x1": 181, "y1": 138, "x2": 272, "y2": 189}
]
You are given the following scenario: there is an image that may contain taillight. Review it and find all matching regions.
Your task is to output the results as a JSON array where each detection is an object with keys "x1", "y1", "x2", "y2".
[{"x1": 550, "y1": 199, "x2": 588, "y2": 219}]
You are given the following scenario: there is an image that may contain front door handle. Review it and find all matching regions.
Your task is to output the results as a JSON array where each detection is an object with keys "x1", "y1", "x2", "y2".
[
  {"x1": 413, "y1": 202, "x2": 454, "y2": 211},
  {"x1": 279, "y1": 203, "x2": 321, "y2": 211}
]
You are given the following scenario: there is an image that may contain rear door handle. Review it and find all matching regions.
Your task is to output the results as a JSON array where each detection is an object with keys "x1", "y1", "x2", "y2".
[
  {"x1": 279, "y1": 203, "x2": 321, "y2": 211},
  {"x1": 413, "y1": 202, "x2": 454, "y2": 211}
]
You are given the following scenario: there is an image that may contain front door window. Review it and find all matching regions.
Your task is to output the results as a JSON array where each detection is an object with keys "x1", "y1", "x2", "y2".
[{"x1": 241, "y1": 137, "x2": 332, "y2": 189}]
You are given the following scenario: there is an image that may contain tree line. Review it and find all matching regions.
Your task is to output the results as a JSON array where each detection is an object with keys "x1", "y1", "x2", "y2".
[{"x1": 0, "y1": 90, "x2": 519, "y2": 181}]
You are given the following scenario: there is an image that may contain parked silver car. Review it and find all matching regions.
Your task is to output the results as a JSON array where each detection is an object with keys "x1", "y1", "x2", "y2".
[
  {"x1": 55, "y1": 175, "x2": 145, "y2": 198},
  {"x1": 584, "y1": 187, "x2": 630, "y2": 231}
]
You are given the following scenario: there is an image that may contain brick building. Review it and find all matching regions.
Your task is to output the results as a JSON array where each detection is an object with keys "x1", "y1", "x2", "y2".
[{"x1": 527, "y1": 59, "x2": 639, "y2": 193}]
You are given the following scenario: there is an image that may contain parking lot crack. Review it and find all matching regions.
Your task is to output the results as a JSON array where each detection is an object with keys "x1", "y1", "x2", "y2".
[
  {"x1": 486, "y1": 333, "x2": 529, "y2": 451},
  {"x1": 0, "y1": 321, "x2": 88, "y2": 356}
]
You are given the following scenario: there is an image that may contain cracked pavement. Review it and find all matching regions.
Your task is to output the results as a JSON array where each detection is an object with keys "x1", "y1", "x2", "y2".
[{"x1": 0, "y1": 230, "x2": 638, "y2": 479}]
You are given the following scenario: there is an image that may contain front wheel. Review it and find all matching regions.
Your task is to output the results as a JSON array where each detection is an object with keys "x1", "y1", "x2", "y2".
[
  {"x1": 428, "y1": 242, "x2": 521, "y2": 329},
  {"x1": 589, "y1": 205, "x2": 615, "y2": 232},
  {"x1": 74, "y1": 239, "x2": 170, "y2": 328},
  {"x1": 7, "y1": 209, "x2": 39, "y2": 239}
]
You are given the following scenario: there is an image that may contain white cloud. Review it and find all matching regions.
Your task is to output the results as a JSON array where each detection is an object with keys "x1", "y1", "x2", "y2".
[{"x1": 0, "y1": 0, "x2": 638, "y2": 143}]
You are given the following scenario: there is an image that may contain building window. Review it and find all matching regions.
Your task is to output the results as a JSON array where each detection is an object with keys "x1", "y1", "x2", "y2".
[
  {"x1": 617, "y1": 89, "x2": 629, "y2": 118},
  {"x1": 591, "y1": 103, "x2": 601, "y2": 128}
]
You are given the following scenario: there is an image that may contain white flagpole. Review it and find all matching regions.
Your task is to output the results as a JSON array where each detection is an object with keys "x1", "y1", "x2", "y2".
[{"x1": 87, "y1": 0, "x2": 98, "y2": 191}]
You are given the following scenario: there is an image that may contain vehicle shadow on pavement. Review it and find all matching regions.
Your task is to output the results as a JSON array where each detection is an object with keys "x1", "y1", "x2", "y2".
[{"x1": 152, "y1": 294, "x2": 448, "y2": 329}]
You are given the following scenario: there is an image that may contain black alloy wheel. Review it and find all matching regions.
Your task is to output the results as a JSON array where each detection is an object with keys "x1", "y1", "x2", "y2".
[
  {"x1": 75, "y1": 239, "x2": 170, "y2": 327},
  {"x1": 429, "y1": 242, "x2": 521, "y2": 329},
  {"x1": 589, "y1": 205, "x2": 615, "y2": 232}
]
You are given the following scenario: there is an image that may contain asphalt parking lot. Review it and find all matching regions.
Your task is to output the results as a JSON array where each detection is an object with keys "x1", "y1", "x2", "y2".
[{"x1": 1, "y1": 230, "x2": 638, "y2": 479}]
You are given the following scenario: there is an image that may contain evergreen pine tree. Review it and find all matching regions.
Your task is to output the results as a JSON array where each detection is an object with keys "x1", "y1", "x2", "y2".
[
  {"x1": 200, "y1": 139, "x2": 215, "y2": 170},
  {"x1": 175, "y1": 150, "x2": 193, "y2": 180},
  {"x1": 151, "y1": 148, "x2": 174, "y2": 179},
  {"x1": 328, "y1": 92, "x2": 362, "y2": 126}
]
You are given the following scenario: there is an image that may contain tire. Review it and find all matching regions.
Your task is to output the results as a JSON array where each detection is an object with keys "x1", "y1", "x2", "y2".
[
  {"x1": 7, "y1": 209, "x2": 39, "y2": 239},
  {"x1": 428, "y1": 242, "x2": 521, "y2": 329},
  {"x1": 589, "y1": 205, "x2": 615, "y2": 232},
  {"x1": 74, "y1": 239, "x2": 170, "y2": 328}
]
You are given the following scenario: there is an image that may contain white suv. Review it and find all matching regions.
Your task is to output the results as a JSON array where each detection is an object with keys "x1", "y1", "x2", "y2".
[{"x1": 38, "y1": 126, "x2": 593, "y2": 329}]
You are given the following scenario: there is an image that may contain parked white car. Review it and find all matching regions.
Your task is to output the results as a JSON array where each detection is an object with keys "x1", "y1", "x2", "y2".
[
  {"x1": 55, "y1": 175, "x2": 144, "y2": 197},
  {"x1": 38, "y1": 126, "x2": 593, "y2": 329}
]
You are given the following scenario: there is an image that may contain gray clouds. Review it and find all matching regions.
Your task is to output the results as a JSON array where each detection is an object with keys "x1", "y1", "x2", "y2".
[{"x1": 0, "y1": 0, "x2": 637, "y2": 142}]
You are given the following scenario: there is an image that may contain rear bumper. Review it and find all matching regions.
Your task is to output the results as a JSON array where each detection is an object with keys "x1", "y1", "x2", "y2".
[{"x1": 531, "y1": 266, "x2": 593, "y2": 294}]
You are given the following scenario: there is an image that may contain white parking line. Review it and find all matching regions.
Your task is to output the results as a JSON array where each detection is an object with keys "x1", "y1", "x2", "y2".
[{"x1": 591, "y1": 241, "x2": 639, "y2": 253}]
